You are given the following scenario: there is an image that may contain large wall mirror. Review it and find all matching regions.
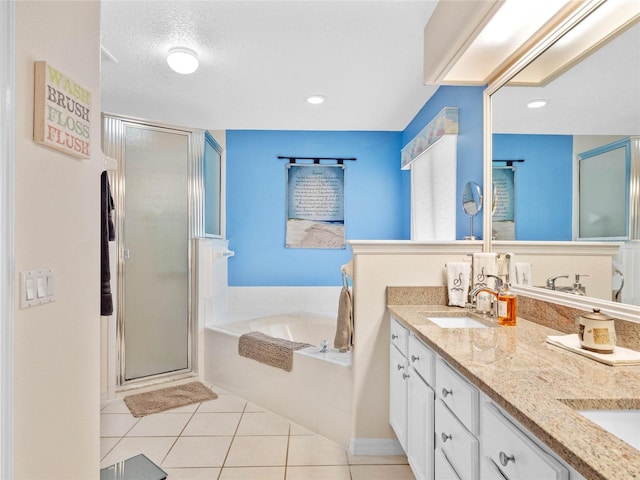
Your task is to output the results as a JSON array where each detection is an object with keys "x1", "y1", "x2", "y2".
[{"x1": 485, "y1": 1, "x2": 640, "y2": 317}]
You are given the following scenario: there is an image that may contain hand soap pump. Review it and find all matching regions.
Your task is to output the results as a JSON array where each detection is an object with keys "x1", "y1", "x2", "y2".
[{"x1": 497, "y1": 274, "x2": 517, "y2": 326}]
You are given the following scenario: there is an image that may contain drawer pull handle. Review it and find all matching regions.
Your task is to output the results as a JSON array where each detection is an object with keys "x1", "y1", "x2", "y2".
[
  {"x1": 441, "y1": 432, "x2": 452, "y2": 443},
  {"x1": 499, "y1": 452, "x2": 515, "y2": 466},
  {"x1": 442, "y1": 388, "x2": 453, "y2": 398},
  {"x1": 397, "y1": 364, "x2": 404, "y2": 371},
  {"x1": 411, "y1": 355, "x2": 420, "y2": 362},
  {"x1": 391, "y1": 334, "x2": 398, "y2": 340},
  {"x1": 402, "y1": 373, "x2": 410, "y2": 380}
]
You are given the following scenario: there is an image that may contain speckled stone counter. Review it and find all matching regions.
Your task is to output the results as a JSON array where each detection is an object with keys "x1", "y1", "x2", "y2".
[{"x1": 387, "y1": 303, "x2": 640, "y2": 480}]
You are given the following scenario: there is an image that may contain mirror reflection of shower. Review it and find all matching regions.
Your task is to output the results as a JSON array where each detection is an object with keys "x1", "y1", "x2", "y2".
[{"x1": 462, "y1": 181, "x2": 483, "y2": 240}]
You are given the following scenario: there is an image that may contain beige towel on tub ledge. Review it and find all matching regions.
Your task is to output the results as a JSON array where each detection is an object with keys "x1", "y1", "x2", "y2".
[
  {"x1": 334, "y1": 286, "x2": 353, "y2": 352},
  {"x1": 238, "y1": 332, "x2": 312, "y2": 372}
]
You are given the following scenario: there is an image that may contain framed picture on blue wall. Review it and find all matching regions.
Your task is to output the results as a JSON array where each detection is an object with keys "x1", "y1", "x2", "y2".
[{"x1": 285, "y1": 164, "x2": 346, "y2": 249}]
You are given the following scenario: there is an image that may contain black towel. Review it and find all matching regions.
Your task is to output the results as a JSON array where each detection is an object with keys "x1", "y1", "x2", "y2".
[{"x1": 101, "y1": 171, "x2": 115, "y2": 316}]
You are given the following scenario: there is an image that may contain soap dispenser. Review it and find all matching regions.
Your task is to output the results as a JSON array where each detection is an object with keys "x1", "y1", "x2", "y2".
[
  {"x1": 571, "y1": 274, "x2": 588, "y2": 295},
  {"x1": 497, "y1": 275, "x2": 517, "y2": 326}
]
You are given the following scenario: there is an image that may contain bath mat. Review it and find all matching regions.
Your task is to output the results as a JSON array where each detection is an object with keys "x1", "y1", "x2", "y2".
[
  {"x1": 238, "y1": 331, "x2": 312, "y2": 372},
  {"x1": 123, "y1": 381, "x2": 218, "y2": 417}
]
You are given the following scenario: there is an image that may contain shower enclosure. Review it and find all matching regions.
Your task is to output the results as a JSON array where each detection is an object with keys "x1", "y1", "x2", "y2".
[{"x1": 102, "y1": 114, "x2": 207, "y2": 386}]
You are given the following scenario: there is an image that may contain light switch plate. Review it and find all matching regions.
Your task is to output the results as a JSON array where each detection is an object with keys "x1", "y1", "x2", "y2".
[{"x1": 20, "y1": 268, "x2": 55, "y2": 309}]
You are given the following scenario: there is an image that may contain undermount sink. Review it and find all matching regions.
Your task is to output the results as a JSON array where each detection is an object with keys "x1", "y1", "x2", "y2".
[
  {"x1": 427, "y1": 316, "x2": 488, "y2": 329},
  {"x1": 577, "y1": 409, "x2": 640, "y2": 451}
]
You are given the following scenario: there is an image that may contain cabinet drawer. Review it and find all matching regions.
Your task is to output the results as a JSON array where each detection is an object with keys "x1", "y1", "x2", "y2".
[
  {"x1": 409, "y1": 334, "x2": 435, "y2": 386},
  {"x1": 390, "y1": 317, "x2": 409, "y2": 355},
  {"x1": 436, "y1": 359, "x2": 479, "y2": 434},
  {"x1": 435, "y1": 448, "x2": 462, "y2": 480},
  {"x1": 435, "y1": 400, "x2": 478, "y2": 480},
  {"x1": 481, "y1": 402, "x2": 569, "y2": 480}
]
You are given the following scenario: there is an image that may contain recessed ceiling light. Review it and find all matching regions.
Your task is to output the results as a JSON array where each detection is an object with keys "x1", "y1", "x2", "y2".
[
  {"x1": 306, "y1": 95, "x2": 325, "y2": 105},
  {"x1": 167, "y1": 47, "x2": 199, "y2": 75},
  {"x1": 527, "y1": 99, "x2": 548, "y2": 109}
]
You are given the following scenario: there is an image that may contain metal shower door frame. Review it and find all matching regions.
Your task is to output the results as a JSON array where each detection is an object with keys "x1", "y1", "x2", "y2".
[{"x1": 102, "y1": 114, "x2": 204, "y2": 388}]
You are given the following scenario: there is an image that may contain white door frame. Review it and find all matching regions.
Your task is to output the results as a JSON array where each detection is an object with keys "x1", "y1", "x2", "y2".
[{"x1": 0, "y1": 1, "x2": 15, "y2": 478}]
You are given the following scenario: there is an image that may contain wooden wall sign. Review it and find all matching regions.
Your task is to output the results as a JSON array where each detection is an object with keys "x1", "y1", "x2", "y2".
[{"x1": 33, "y1": 61, "x2": 91, "y2": 159}]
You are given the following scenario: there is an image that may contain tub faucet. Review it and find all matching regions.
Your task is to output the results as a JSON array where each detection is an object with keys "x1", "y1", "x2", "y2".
[{"x1": 320, "y1": 340, "x2": 328, "y2": 353}]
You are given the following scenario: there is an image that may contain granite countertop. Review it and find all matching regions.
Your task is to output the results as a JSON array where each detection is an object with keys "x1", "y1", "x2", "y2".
[{"x1": 388, "y1": 304, "x2": 640, "y2": 480}]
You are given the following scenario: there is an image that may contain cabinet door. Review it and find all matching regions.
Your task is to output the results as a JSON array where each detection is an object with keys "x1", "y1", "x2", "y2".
[
  {"x1": 390, "y1": 344, "x2": 409, "y2": 451},
  {"x1": 435, "y1": 448, "x2": 462, "y2": 480},
  {"x1": 435, "y1": 400, "x2": 478, "y2": 480},
  {"x1": 408, "y1": 372, "x2": 435, "y2": 480}
]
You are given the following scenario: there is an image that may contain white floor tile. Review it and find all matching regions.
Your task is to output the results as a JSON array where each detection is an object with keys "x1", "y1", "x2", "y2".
[
  {"x1": 101, "y1": 399, "x2": 131, "y2": 414},
  {"x1": 162, "y1": 467, "x2": 220, "y2": 479},
  {"x1": 100, "y1": 413, "x2": 139, "y2": 437},
  {"x1": 286, "y1": 465, "x2": 351, "y2": 479},
  {"x1": 218, "y1": 466, "x2": 285, "y2": 479},
  {"x1": 289, "y1": 423, "x2": 314, "y2": 436},
  {"x1": 127, "y1": 413, "x2": 193, "y2": 437},
  {"x1": 182, "y1": 412, "x2": 242, "y2": 436},
  {"x1": 224, "y1": 436, "x2": 288, "y2": 467},
  {"x1": 162, "y1": 436, "x2": 233, "y2": 468},
  {"x1": 100, "y1": 436, "x2": 176, "y2": 469},
  {"x1": 245, "y1": 401, "x2": 267, "y2": 412},
  {"x1": 287, "y1": 435, "x2": 348, "y2": 466},
  {"x1": 197, "y1": 394, "x2": 247, "y2": 413},
  {"x1": 100, "y1": 437, "x2": 120, "y2": 460},
  {"x1": 236, "y1": 412, "x2": 290, "y2": 436}
]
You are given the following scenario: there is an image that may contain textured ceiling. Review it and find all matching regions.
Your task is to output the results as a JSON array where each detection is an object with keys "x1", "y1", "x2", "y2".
[{"x1": 100, "y1": 0, "x2": 440, "y2": 131}]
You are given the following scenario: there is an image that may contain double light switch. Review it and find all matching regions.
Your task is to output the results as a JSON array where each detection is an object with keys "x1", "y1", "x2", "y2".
[{"x1": 20, "y1": 269, "x2": 55, "y2": 309}]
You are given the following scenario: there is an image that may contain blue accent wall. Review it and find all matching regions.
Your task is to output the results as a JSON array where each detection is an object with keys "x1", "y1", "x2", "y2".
[
  {"x1": 226, "y1": 130, "x2": 403, "y2": 286},
  {"x1": 225, "y1": 86, "x2": 486, "y2": 286},
  {"x1": 401, "y1": 86, "x2": 485, "y2": 239},
  {"x1": 493, "y1": 134, "x2": 573, "y2": 240}
]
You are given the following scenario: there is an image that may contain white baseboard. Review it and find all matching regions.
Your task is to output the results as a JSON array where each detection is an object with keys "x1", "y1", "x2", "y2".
[{"x1": 349, "y1": 438, "x2": 405, "y2": 456}]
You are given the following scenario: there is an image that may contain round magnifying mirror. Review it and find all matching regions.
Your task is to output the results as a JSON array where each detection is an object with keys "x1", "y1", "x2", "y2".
[{"x1": 462, "y1": 181, "x2": 483, "y2": 240}]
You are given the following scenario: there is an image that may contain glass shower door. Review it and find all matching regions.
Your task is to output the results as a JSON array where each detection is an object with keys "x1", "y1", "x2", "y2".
[{"x1": 122, "y1": 124, "x2": 190, "y2": 381}]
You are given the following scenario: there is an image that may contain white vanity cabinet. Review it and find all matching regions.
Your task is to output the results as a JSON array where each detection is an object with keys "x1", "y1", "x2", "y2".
[
  {"x1": 481, "y1": 402, "x2": 569, "y2": 480},
  {"x1": 389, "y1": 315, "x2": 580, "y2": 480}
]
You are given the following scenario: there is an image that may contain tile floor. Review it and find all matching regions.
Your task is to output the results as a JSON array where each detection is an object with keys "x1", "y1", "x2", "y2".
[{"x1": 101, "y1": 383, "x2": 416, "y2": 480}]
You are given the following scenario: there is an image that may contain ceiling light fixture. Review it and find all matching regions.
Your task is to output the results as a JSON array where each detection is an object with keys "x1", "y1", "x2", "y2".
[
  {"x1": 527, "y1": 100, "x2": 548, "y2": 109},
  {"x1": 167, "y1": 47, "x2": 199, "y2": 74},
  {"x1": 306, "y1": 95, "x2": 325, "y2": 105}
]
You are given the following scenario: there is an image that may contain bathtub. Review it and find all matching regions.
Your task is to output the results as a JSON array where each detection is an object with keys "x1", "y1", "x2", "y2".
[{"x1": 204, "y1": 311, "x2": 352, "y2": 446}]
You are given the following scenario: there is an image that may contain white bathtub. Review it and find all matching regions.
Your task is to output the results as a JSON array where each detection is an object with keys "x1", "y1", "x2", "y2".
[{"x1": 204, "y1": 311, "x2": 353, "y2": 446}]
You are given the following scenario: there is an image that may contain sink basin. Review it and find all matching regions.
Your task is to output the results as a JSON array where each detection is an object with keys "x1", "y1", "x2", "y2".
[
  {"x1": 427, "y1": 316, "x2": 488, "y2": 329},
  {"x1": 577, "y1": 409, "x2": 640, "y2": 451}
]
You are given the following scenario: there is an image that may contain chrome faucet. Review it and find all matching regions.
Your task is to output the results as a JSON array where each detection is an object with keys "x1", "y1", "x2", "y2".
[
  {"x1": 469, "y1": 285, "x2": 500, "y2": 317},
  {"x1": 546, "y1": 274, "x2": 569, "y2": 290}
]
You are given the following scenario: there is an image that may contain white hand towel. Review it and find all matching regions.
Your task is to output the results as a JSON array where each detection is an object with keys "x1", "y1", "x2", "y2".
[
  {"x1": 446, "y1": 262, "x2": 471, "y2": 307},
  {"x1": 472, "y1": 253, "x2": 498, "y2": 289},
  {"x1": 546, "y1": 334, "x2": 640, "y2": 366},
  {"x1": 515, "y1": 262, "x2": 532, "y2": 286}
]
